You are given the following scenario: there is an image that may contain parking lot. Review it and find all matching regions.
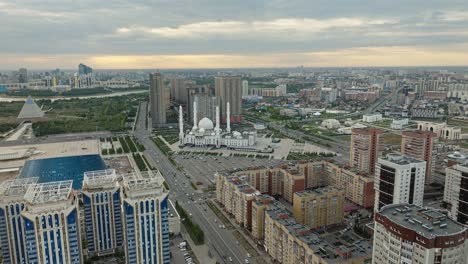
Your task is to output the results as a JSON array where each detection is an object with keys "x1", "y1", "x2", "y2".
[
  {"x1": 171, "y1": 236, "x2": 197, "y2": 264},
  {"x1": 174, "y1": 154, "x2": 281, "y2": 187}
]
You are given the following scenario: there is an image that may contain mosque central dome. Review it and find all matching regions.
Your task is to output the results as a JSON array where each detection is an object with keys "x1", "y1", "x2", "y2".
[{"x1": 198, "y1": 117, "x2": 214, "y2": 130}]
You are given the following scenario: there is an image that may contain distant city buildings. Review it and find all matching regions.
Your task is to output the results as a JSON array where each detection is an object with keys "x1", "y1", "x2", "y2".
[
  {"x1": 78, "y1": 63, "x2": 93, "y2": 75},
  {"x1": 17, "y1": 68, "x2": 27, "y2": 83},
  {"x1": 149, "y1": 72, "x2": 166, "y2": 126},
  {"x1": 242, "y1": 80, "x2": 249, "y2": 96},
  {"x1": 374, "y1": 153, "x2": 426, "y2": 212},
  {"x1": 215, "y1": 76, "x2": 242, "y2": 123}
]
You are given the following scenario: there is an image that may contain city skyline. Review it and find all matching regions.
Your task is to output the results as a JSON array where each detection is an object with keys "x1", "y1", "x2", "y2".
[{"x1": 1, "y1": 0, "x2": 468, "y2": 69}]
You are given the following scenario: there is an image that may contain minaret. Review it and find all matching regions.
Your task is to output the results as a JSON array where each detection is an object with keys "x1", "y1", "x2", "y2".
[
  {"x1": 192, "y1": 101, "x2": 198, "y2": 130},
  {"x1": 179, "y1": 105, "x2": 184, "y2": 144},
  {"x1": 215, "y1": 105, "x2": 220, "y2": 135},
  {"x1": 226, "y1": 102, "x2": 231, "y2": 133}
]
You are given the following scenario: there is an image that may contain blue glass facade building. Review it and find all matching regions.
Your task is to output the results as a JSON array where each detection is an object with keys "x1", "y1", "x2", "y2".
[
  {"x1": 121, "y1": 171, "x2": 170, "y2": 264},
  {"x1": 82, "y1": 169, "x2": 123, "y2": 256}
]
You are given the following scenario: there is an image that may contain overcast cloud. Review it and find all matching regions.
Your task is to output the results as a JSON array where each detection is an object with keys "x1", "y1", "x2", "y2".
[{"x1": 1, "y1": 0, "x2": 468, "y2": 69}]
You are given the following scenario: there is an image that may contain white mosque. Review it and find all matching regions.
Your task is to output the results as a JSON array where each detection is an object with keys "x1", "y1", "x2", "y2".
[{"x1": 179, "y1": 102, "x2": 257, "y2": 149}]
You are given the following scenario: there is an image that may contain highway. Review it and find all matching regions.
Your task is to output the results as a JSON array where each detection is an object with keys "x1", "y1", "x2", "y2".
[{"x1": 132, "y1": 102, "x2": 251, "y2": 264}]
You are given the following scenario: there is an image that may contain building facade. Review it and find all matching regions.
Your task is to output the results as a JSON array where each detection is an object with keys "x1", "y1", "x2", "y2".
[
  {"x1": 444, "y1": 163, "x2": 468, "y2": 225},
  {"x1": 149, "y1": 73, "x2": 166, "y2": 126},
  {"x1": 401, "y1": 130, "x2": 436, "y2": 183},
  {"x1": 373, "y1": 204, "x2": 468, "y2": 264},
  {"x1": 350, "y1": 127, "x2": 384, "y2": 175},
  {"x1": 0, "y1": 178, "x2": 38, "y2": 264},
  {"x1": 374, "y1": 154, "x2": 426, "y2": 212},
  {"x1": 292, "y1": 187, "x2": 345, "y2": 229},
  {"x1": 21, "y1": 181, "x2": 82, "y2": 264},
  {"x1": 82, "y1": 169, "x2": 123, "y2": 256},
  {"x1": 121, "y1": 171, "x2": 170, "y2": 264}
]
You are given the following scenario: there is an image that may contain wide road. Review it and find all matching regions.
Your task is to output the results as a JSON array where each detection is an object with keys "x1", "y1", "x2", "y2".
[
  {"x1": 132, "y1": 102, "x2": 251, "y2": 264},
  {"x1": 0, "y1": 131, "x2": 112, "y2": 147}
]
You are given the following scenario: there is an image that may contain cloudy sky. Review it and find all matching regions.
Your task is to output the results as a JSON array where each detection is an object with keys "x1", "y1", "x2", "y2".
[{"x1": 1, "y1": 0, "x2": 468, "y2": 69}]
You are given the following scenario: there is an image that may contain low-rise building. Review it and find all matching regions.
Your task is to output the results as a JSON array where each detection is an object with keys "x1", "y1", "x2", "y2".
[
  {"x1": 321, "y1": 119, "x2": 341, "y2": 129},
  {"x1": 390, "y1": 118, "x2": 408, "y2": 129},
  {"x1": 362, "y1": 113, "x2": 382, "y2": 123},
  {"x1": 417, "y1": 121, "x2": 462, "y2": 140},
  {"x1": 292, "y1": 187, "x2": 345, "y2": 229}
]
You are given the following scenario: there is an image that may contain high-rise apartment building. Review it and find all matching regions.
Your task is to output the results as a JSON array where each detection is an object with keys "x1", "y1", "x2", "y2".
[
  {"x1": 444, "y1": 162, "x2": 468, "y2": 225},
  {"x1": 373, "y1": 204, "x2": 468, "y2": 264},
  {"x1": 215, "y1": 76, "x2": 242, "y2": 123},
  {"x1": 18, "y1": 68, "x2": 27, "y2": 83},
  {"x1": 350, "y1": 127, "x2": 384, "y2": 175},
  {"x1": 22, "y1": 180, "x2": 83, "y2": 264},
  {"x1": 149, "y1": 73, "x2": 166, "y2": 126},
  {"x1": 374, "y1": 153, "x2": 426, "y2": 211},
  {"x1": 191, "y1": 94, "x2": 219, "y2": 124},
  {"x1": 401, "y1": 130, "x2": 436, "y2": 183},
  {"x1": 292, "y1": 187, "x2": 344, "y2": 229},
  {"x1": 78, "y1": 63, "x2": 93, "y2": 75},
  {"x1": 121, "y1": 171, "x2": 170, "y2": 264},
  {"x1": 242, "y1": 80, "x2": 249, "y2": 96},
  {"x1": 0, "y1": 178, "x2": 38, "y2": 264},
  {"x1": 170, "y1": 78, "x2": 185, "y2": 103},
  {"x1": 82, "y1": 169, "x2": 123, "y2": 256}
]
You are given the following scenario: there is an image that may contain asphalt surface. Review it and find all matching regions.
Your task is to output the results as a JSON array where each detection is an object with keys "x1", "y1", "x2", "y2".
[{"x1": 132, "y1": 102, "x2": 252, "y2": 264}]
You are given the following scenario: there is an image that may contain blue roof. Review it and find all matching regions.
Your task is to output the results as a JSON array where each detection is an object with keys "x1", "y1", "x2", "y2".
[{"x1": 19, "y1": 154, "x2": 107, "y2": 189}]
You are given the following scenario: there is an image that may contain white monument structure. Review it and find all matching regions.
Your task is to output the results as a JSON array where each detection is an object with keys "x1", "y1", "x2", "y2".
[{"x1": 179, "y1": 102, "x2": 256, "y2": 149}]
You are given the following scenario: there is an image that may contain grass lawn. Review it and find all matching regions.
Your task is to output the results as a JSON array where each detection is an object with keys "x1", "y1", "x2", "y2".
[{"x1": 384, "y1": 133, "x2": 402, "y2": 145}]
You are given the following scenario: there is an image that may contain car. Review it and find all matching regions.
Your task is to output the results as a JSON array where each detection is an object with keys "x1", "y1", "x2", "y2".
[
  {"x1": 245, "y1": 259, "x2": 249, "y2": 263},
  {"x1": 247, "y1": 253, "x2": 251, "y2": 258},
  {"x1": 228, "y1": 257, "x2": 233, "y2": 262}
]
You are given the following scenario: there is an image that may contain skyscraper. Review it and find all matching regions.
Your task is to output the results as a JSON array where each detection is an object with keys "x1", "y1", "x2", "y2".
[
  {"x1": 18, "y1": 68, "x2": 27, "y2": 83},
  {"x1": 444, "y1": 162, "x2": 468, "y2": 224},
  {"x1": 0, "y1": 177, "x2": 38, "y2": 264},
  {"x1": 349, "y1": 127, "x2": 384, "y2": 175},
  {"x1": 82, "y1": 169, "x2": 123, "y2": 256},
  {"x1": 374, "y1": 153, "x2": 426, "y2": 211},
  {"x1": 401, "y1": 130, "x2": 436, "y2": 183},
  {"x1": 78, "y1": 63, "x2": 93, "y2": 75},
  {"x1": 149, "y1": 73, "x2": 166, "y2": 126},
  {"x1": 121, "y1": 171, "x2": 170, "y2": 264},
  {"x1": 215, "y1": 76, "x2": 242, "y2": 123},
  {"x1": 191, "y1": 94, "x2": 219, "y2": 124},
  {"x1": 22, "y1": 180, "x2": 83, "y2": 264},
  {"x1": 242, "y1": 80, "x2": 249, "y2": 96},
  {"x1": 373, "y1": 204, "x2": 467, "y2": 264},
  {"x1": 170, "y1": 77, "x2": 185, "y2": 103}
]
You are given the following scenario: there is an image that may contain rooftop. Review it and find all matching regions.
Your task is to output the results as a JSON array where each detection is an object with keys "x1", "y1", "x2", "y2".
[
  {"x1": 83, "y1": 169, "x2": 119, "y2": 189},
  {"x1": 24, "y1": 180, "x2": 73, "y2": 204},
  {"x1": 294, "y1": 186, "x2": 342, "y2": 197},
  {"x1": 121, "y1": 170, "x2": 165, "y2": 191},
  {"x1": 379, "y1": 204, "x2": 466, "y2": 238},
  {"x1": 0, "y1": 177, "x2": 38, "y2": 198},
  {"x1": 380, "y1": 153, "x2": 424, "y2": 165},
  {"x1": 266, "y1": 204, "x2": 372, "y2": 262}
]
